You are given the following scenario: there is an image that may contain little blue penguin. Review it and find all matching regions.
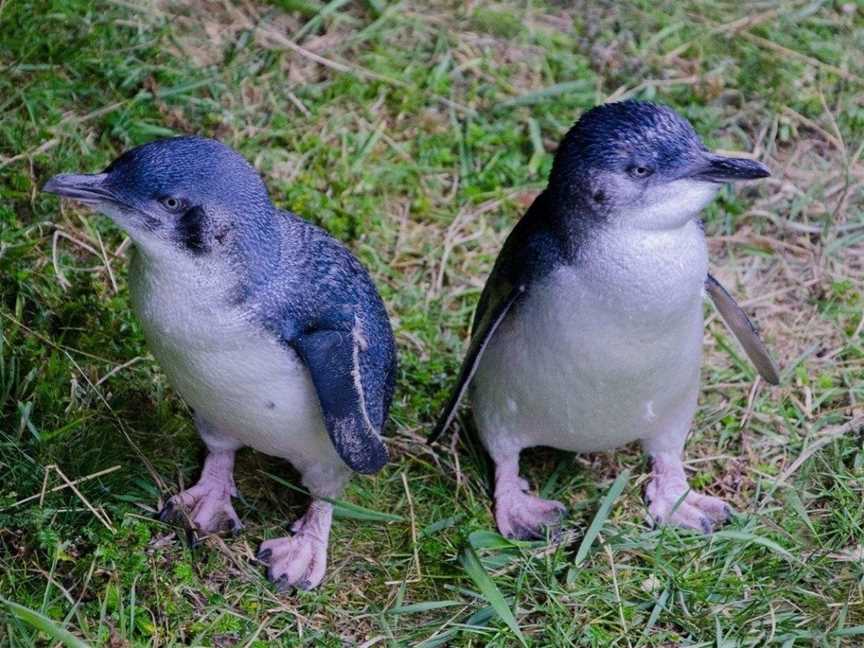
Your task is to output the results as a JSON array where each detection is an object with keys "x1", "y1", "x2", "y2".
[
  {"x1": 431, "y1": 100, "x2": 779, "y2": 539},
  {"x1": 43, "y1": 137, "x2": 397, "y2": 590}
]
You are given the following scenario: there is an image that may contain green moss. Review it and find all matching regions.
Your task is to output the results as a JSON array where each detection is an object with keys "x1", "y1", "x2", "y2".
[{"x1": 1, "y1": 1, "x2": 862, "y2": 645}]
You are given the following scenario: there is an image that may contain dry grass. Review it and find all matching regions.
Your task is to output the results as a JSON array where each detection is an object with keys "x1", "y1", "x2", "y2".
[{"x1": 1, "y1": 0, "x2": 863, "y2": 645}]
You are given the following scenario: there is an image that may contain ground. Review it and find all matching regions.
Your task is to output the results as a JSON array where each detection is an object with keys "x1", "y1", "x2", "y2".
[{"x1": 1, "y1": 0, "x2": 863, "y2": 646}]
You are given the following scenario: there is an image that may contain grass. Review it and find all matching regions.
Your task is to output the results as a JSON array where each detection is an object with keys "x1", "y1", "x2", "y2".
[{"x1": 1, "y1": 0, "x2": 862, "y2": 645}]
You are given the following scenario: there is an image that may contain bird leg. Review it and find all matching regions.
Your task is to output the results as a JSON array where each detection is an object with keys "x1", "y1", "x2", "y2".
[
  {"x1": 643, "y1": 451, "x2": 732, "y2": 533},
  {"x1": 160, "y1": 446, "x2": 242, "y2": 535},
  {"x1": 493, "y1": 454, "x2": 566, "y2": 540},
  {"x1": 256, "y1": 499, "x2": 333, "y2": 591}
]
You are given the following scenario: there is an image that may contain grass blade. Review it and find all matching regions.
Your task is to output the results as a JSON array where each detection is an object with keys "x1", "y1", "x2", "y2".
[
  {"x1": 495, "y1": 79, "x2": 594, "y2": 108},
  {"x1": 468, "y1": 530, "x2": 517, "y2": 550},
  {"x1": 388, "y1": 600, "x2": 463, "y2": 615},
  {"x1": 567, "y1": 469, "x2": 630, "y2": 586},
  {"x1": 641, "y1": 586, "x2": 669, "y2": 638},
  {"x1": 0, "y1": 597, "x2": 90, "y2": 648},
  {"x1": 459, "y1": 546, "x2": 526, "y2": 645},
  {"x1": 572, "y1": 469, "x2": 630, "y2": 566},
  {"x1": 711, "y1": 530, "x2": 799, "y2": 563}
]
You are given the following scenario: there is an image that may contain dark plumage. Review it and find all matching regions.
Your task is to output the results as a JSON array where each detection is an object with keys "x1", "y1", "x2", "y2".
[
  {"x1": 43, "y1": 136, "x2": 397, "y2": 589},
  {"x1": 431, "y1": 100, "x2": 776, "y2": 540}
]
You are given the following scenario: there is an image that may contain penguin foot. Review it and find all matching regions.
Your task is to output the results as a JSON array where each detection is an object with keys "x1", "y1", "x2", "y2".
[
  {"x1": 645, "y1": 481, "x2": 732, "y2": 533},
  {"x1": 495, "y1": 489, "x2": 567, "y2": 540},
  {"x1": 257, "y1": 501, "x2": 333, "y2": 591},
  {"x1": 159, "y1": 479, "x2": 242, "y2": 536}
]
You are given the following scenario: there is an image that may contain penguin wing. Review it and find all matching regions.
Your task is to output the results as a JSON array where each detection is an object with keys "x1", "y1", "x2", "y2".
[
  {"x1": 428, "y1": 192, "x2": 562, "y2": 444},
  {"x1": 705, "y1": 273, "x2": 780, "y2": 385},
  {"x1": 428, "y1": 276, "x2": 526, "y2": 444},
  {"x1": 293, "y1": 320, "x2": 390, "y2": 474}
]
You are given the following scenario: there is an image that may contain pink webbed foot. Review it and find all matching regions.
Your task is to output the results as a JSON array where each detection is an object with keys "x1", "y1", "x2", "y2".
[
  {"x1": 159, "y1": 449, "x2": 242, "y2": 536},
  {"x1": 160, "y1": 478, "x2": 242, "y2": 535},
  {"x1": 257, "y1": 501, "x2": 333, "y2": 591},
  {"x1": 495, "y1": 476, "x2": 566, "y2": 540},
  {"x1": 645, "y1": 455, "x2": 732, "y2": 533}
]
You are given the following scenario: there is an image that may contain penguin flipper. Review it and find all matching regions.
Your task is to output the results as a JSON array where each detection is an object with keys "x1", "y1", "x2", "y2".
[
  {"x1": 429, "y1": 191, "x2": 564, "y2": 444},
  {"x1": 428, "y1": 281, "x2": 526, "y2": 444},
  {"x1": 705, "y1": 273, "x2": 780, "y2": 385},
  {"x1": 293, "y1": 326, "x2": 389, "y2": 474}
]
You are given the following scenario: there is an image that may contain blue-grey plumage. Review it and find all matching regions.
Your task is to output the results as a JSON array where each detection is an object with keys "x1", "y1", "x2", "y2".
[
  {"x1": 43, "y1": 136, "x2": 397, "y2": 590},
  {"x1": 432, "y1": 100, "x2": 777, "y2": 540}
]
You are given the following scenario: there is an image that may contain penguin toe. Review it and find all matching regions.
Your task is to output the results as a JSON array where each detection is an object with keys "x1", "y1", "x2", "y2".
[
  {"x1": 192, "y1": 498, "x2": 242, "y2": 535},
  {"x1": 690, "y1": 493, "x2": 734, "y2": 523},
  {"x1": 296, "y1": 578, "x2": 314, "y2": 592},
  {"x1": 227, "y1": 517, "x2": 243, "y2": 536},
  {"x1": 495, "y1": 491, "x2": 567, "y2": 540},
  {"x1": 160, "y1": 482, "x2": 243, "y2": 537},
  {"x1": 274, "y1": 574, "x2": 293, "y2": 594},
  {"x1": 186, "y1": 527, "x2": 205, "y2": 549},
  {"x1": 158, "y1": 500, "x2": 176, "y2": 523},
  {"x1": 260, "y1": 533, "x2": 328, "y2": 592},
  {"x1": 647, "y1": 488, "x2": 732, "y2": 534},
  {"x1": 699, "y1": 516, "x2": 713, "y2": 534},
  {"x1": 507, "y1": 521, "x2": 543, "y2": 541}
]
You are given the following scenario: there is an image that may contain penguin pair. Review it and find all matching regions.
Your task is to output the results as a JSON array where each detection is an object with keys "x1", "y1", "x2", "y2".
[{"x1": 43, "y1": 100, "x2": 777, "y2": 590}]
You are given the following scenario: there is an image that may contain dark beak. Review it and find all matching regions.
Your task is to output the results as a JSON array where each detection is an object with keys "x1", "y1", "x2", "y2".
[
  {"x1": 689, "y1": 153, "x2": 771, "y2": 183},
  {"x1": 43, "y1": 173, "x2": 114, "y2": 203}
]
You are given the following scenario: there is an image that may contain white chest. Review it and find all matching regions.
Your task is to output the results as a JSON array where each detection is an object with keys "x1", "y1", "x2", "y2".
[
  {"x1": 576, "y1": 220, "x2": 708, "y2": 326},
  {"x1": 471, "y1": 220, "x2": 708, "y2": 453},
  {"x1": 127, "y1": 250, "x2": 332, "y2": 461}
]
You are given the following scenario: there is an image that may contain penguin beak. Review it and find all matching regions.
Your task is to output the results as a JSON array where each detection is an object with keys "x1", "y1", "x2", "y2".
[
  {"x1": 687, "y1": 153, "x2": 771, "y2": 183},
  {"x1": 43, "y1": 173, "x2": 114, "y2": 204}
]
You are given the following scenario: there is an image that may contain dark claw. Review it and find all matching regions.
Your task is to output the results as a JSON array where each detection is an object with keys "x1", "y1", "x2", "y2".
[
  {"x1": 158, "y1": 501, "x2": 175, "y2": 522},
  {"x1": 274, "y1": 574, "x2": 293, "y2": 593},
  {"x1": 297, "y1": 579, "x2": 312, "y2": 591},
  {"x1": 510, "y1": 521, "x2": 543, "y2": 541},
  {"x1": 212, "y1": 513, "x2": 229, "y2": 533},
  {"x1": 700, "y1": 517, "x2": 713, "y2": 534},
  {"x1": 186, "y1": 528, "x2": 201, "y2": 548},
  {"x1": 505, "y1": 527, "x2": 526, "y2": 541},
  {"x1": 256, "y1": 548, "x2": 272, "y2": 564}
]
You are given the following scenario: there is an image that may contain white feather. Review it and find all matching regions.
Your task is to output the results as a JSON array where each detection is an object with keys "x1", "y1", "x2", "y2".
[
  {"x1": 127, "y1": 248, "x2": 342, "y2": 470},
  {"x1": 471, "y1": 216, "x2": 708, "y2": 457}
]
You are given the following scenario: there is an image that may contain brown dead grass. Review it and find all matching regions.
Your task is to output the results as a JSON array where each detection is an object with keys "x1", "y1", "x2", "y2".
[{"x1": 96, "y1": 0, "x2": 863, "y2": 640}]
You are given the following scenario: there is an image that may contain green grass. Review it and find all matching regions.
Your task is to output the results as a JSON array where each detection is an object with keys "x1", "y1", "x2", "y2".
[{"x1": 1, "y1": 0, "x2": 863, "y2": 645}]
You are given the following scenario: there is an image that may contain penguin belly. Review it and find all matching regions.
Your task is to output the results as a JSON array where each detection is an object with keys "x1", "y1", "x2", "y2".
[
  {"x1": 471, "y1": 221, "x2": 708, "y2": 456},
  {"x1": 128, "y1": 251, "x2": 342, "y2": 468}
]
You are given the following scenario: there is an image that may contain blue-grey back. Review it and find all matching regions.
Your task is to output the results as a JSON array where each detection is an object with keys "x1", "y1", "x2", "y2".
[{"x1": 244, "y1": 210, "x2": 397, "y2": 430}]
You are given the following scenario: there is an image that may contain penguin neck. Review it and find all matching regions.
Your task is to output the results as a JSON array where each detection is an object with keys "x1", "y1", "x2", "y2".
[
  {"x1": 129, "y1": 243, "x2": 235, "y2": 306},
  {"x1": 543, "y1": 185, "x2": 606, "y2": 264},
  {"x1": 228, "y1": 206, "x2": 284, "y2": 296},
  {"x1": 128, "y1": 207, "x2": 284, "y2": 305},
  {"x1": 580, "y1": 217, "x2": 708, "y2": 325}
]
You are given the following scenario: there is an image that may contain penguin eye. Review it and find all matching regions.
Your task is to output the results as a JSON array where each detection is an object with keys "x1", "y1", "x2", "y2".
[
  {"x1": 160, "y1": 196, "x2": 185, "y2": 212},
  {"x1": 629, "y1": 165, "x2": 654, "y2": 179}
]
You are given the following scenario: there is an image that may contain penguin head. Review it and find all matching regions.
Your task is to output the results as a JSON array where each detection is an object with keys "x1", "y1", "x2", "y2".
[
  {"x1": 550, "y1": 100, "x2": 770, "y2": 230},
  {"x1": 43, "y1": 137, "x2": 274, "y2": 258}
]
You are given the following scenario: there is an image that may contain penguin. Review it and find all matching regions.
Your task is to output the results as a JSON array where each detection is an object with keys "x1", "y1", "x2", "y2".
[
  {"x1": 43, "y1": 136, "x2": 397, "y2": 590},
  {"x1": 431, "y1": 100, "x2": 778, "y2": 538}
]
